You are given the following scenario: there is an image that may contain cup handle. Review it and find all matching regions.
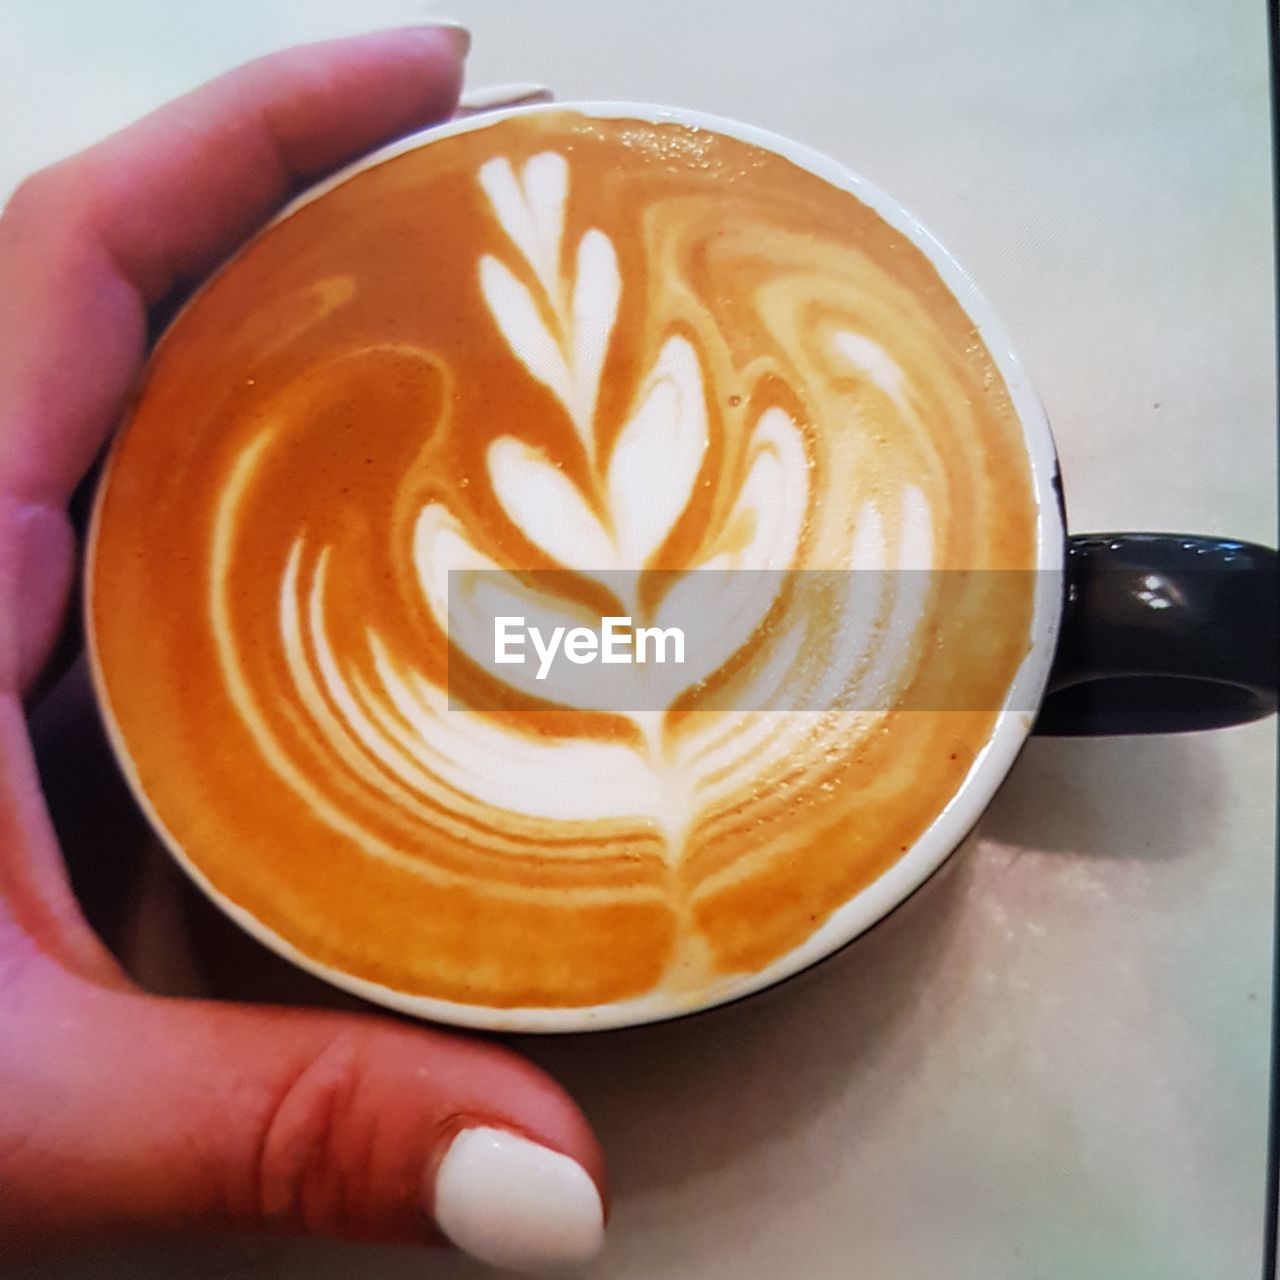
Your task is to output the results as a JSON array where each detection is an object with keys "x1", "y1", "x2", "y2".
[{"x1": 1033, "y1": 533, "x2": 1279, "y2": 735}]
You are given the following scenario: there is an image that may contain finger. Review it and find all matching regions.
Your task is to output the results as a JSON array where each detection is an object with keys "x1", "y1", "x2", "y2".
[
  {"x1": 0, "y1": 691, "x2": 127, "y2": 983},
  {"x1": 2, "y1": 971, "x2": 607, "y2": 1273},
  {"x1": 0, "y1": 24, "x2": 467, "y2": 695},
  {"x1": 0, "y1": 28, "x2": 467, "y2": 962}
]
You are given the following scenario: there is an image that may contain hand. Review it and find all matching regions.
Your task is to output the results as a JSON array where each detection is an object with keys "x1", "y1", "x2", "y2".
[{"x1": 0, "y1": 28, "x2": 607, "y2": 1274}]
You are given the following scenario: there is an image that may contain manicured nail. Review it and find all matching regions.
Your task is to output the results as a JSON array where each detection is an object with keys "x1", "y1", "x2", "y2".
[
  {"x1": 457, "y1": 82, "x2": 554, "y2": 115},
  {"x1": 423, "y1": 18, "x2": 472, "y2": 57},
  {"x1": 431, "y1": 1127, "x2": 605, "y2": 1273},
  {"x1": 372, "y1": 18, "x2": 471, "y2": 57}
]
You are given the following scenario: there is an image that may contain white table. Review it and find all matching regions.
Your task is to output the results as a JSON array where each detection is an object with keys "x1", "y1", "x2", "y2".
[{"x1": 3, "y1": 1, "x2": 1273, "y2": 1276}]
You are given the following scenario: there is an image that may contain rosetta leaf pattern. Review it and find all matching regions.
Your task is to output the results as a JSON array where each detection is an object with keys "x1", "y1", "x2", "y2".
[
  {"x1": 478, "y1": 153, "x2": 566, "y2": 296},
  {"x1": 606, "y1": 335, "x2": 707, "y2": 569},
  {"x1": 487, "y1": 435, "x2": 614, "y2": 570},
  {"x1": 477, "y1": 153, "x2": 619, "y2": 458},
  {"x1": 473, "y1": 153, "x2": 713, "y2": 576},
  {"x1": 478, "y1": 255, "x2": 575, "y2": 420},
  {"x1": 569, "y1": 229, "x2": 620, "y2": 446},
  {"x1": 421, "y1": 150, "x2": 812, "y2": 723}
]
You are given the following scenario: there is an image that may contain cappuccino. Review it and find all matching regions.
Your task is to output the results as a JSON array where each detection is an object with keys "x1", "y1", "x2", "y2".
[{"x1": 90, "y1": 109, "x2": 1039, "y2": 1019}]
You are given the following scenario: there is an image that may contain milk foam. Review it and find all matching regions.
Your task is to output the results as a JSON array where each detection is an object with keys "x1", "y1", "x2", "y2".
[
  {"x1": 94, "y1": 113, "x2": 1038, "y2": 1008},
  {"x1": 212, "y1": 147, "x2": 942, "y2": 839},
  {"x1": 212, "y1": 150, "x2": 944, "y2": 855},
  {"x1": 479, "y1": 154, "x2": 620, "y2": 457}
]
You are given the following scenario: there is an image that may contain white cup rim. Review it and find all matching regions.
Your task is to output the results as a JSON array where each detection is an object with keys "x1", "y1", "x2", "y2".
[{"x1": 86, "y1": 100, "x2": 1066, "y2": 1034}]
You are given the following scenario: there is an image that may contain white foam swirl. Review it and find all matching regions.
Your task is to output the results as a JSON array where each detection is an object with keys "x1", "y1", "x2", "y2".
[
  {"x1": 211, "y1": 146, "x2": 947, "y2": 922},
  {"x1": 478, "y1": 153, "x2": 619, "y2": 457}
]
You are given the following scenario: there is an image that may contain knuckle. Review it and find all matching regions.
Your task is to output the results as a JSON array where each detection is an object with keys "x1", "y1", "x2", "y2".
[
  {"x1": 250, "y1": 1030, "x2": 368, "y2": 1234},
  {"x1": 2, "y1": 161, "x2": 77, "y2": 225},
  {"x1": 0, "y1": 159, "x2": 103, "y2": 278}
]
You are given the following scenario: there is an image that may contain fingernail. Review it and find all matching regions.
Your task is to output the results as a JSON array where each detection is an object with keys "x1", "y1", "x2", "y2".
[
  {"x1": 424, "y1": 18, "x2": 472, "y2": 57},
  {"x1": 431, "y1": 1127, "x2": 605, "y2": 1273},
  {"x1": 374, "y1": 18, "x2": 472, "y2": 58},
  {"x1": 457, "y1": 83, "x2": 555, "y2": 116}
]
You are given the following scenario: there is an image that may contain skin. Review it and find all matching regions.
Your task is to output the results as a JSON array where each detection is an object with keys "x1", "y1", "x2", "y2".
[{"x1": 0, "y1": 28, "x2": 606, "y2": 1257}]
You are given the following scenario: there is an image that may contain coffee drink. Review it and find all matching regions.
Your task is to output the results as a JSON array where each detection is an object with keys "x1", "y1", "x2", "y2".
[{"x1": 89, "y1": 109, "x2": 1039, "y2": 1019}]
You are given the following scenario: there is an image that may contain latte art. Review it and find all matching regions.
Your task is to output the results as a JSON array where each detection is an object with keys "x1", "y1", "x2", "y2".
[{"x1": 91, "y1": 111, "x2": 1039, "y2": 1014}]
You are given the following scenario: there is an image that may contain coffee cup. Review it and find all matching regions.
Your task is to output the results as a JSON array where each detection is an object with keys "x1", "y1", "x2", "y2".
[{"x1": 86, "y1": 102, "x2": 1278, "y2": 1033}]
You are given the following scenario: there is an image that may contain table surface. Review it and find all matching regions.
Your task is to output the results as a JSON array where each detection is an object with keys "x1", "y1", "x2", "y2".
[{"x1": 2, "y1": 1, "x2": 1274, "y2": 1277}]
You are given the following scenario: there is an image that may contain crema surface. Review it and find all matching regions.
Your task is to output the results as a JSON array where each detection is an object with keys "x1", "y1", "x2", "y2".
[{"x1": 91, "y1": 111, "x2": 1039, "y2": 1012}]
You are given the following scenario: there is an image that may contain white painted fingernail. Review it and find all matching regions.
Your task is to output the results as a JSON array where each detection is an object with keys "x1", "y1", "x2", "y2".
[
  {"x1": 431, "y1": 1127, "x2": 605, "y2": 1273},
  {"x1": 456, "y1": 83, "x2": 555, "y2": 115}
]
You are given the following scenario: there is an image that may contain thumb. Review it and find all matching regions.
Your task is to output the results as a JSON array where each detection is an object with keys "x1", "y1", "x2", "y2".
[{"x1": 6, "y1": 966, "x2": 607, "y2": 1273}]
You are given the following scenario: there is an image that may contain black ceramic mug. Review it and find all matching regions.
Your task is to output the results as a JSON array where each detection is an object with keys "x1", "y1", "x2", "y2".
[{"x1": 1036, "y1": 531, "x2": 1277, "y2": 736}]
